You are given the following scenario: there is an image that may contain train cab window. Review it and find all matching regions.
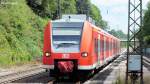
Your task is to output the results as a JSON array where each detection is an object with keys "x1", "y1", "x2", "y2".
[{"x1": 52, "y1": 22, "x2": 84, "y2": 53}]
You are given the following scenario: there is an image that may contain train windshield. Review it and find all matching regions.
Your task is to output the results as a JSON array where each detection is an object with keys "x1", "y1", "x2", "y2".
[{"x1": 52, "y1": 22, "x2": 83, "y2": 53}]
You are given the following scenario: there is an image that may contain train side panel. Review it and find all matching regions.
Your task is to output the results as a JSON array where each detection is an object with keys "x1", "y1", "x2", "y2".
[
  {"x1": 43, "y1": 22, "x2": 52, "y2": 66},
  {"x1": 79, "y1": 21, "x2": 94, "y2": 68}
]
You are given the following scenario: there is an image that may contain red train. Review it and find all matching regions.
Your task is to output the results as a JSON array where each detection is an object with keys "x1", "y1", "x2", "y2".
[{"x1": 42, "y1": 15, "x2": 121, "y2": 79}]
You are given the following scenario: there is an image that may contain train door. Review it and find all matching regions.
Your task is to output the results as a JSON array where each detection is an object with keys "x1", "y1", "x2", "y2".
[
  {"x1": 108, "y1": 38, "x2": 110, "y2": 58},
  {"x1": 104, "y1": 36, "x2": 106, "y2": 62},
  {"x1": 101, "y1": 35, "x2": 104, "y2": 65},
  {"x1": 98, "y1": 35, "x2": 100, "y2": 65},
  {"x1": 112, "y1": 39, "x2": 114, "y2": 56},
  {"x1": 110, "y1": 38, "x2": 112, "y2": 58},
  {"x1": 95, "y1": 39, "x2": 98, "y2": 65}
]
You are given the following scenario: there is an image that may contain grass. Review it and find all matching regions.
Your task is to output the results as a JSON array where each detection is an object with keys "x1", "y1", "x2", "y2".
[{"x1": 0, "y1": 0, "x2": 47, "y2": 67}]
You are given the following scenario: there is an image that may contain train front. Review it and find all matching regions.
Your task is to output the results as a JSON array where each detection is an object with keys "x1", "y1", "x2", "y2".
[{"x1": 42, "y1": 18, "x2": 93, "y2": 78}]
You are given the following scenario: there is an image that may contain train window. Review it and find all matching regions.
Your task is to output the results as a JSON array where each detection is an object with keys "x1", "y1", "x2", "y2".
[
  {"x1": 110, "y1": 39, "x2": 112, "y2": 50},
  {"x1": 95, "y1": 38, "x2": 100, "y2": 64},
  {"x1": 109, "y1": 40, "x2": 110, "y2": 51},
  {"x1": 101, "y1": 39, "x2": 103, "y2": 52},
  {"x1": 104, "y1": 37, "x2": 106, "y2": 51},
  {"x1": 52, "y1": 22, "x2": 84, "y2": 53},
  {"x1": 53, "y1": 27, "x2": 81, "y2": 35},
  {"x1": 111, "y1": 39, "x2": 113, "y2": 55},
  {"x1": 98, "y1": 39, "x2": 100, "y2": 56},
  {"x1": 104, "y1": 36, "x2": 106, "y2": 60},
  {"x1": 106, "y1": 38, "x2": 108, "y2": 51},
  {"x1": 95, "y1": 39, "x2": 98, "y2": 54},
  {"x1": 98, "y1": 39, "x2": 100, "y2": 64},
  {"x1": 108, "y1": 40, "x2": 109, "y2": 51}
]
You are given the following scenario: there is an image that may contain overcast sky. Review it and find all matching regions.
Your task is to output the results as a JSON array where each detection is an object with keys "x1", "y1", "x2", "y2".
[{"x1": 91, "y1": 0, "x2": 150, "y2": 34}]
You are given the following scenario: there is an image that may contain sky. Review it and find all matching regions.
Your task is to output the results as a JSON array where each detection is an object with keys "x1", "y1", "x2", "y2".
[{"x1": 91, "y1": 0, "x2": 150, "y2": 34}]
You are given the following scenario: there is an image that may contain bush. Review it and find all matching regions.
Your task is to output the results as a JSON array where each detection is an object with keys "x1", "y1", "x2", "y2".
[{"x1": 144, "y1": 35, "x2": 150, "y2": 46}]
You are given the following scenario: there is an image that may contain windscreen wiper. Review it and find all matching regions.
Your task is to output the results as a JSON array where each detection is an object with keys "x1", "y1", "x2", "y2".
[{"x1": 56, "y1": 43, "x2": 78, "y2": 48}]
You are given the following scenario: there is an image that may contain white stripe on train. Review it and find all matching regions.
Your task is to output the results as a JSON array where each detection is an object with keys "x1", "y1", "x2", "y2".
[{"x1": 41, "y1": 55, "x2": 119, "y2": 70}]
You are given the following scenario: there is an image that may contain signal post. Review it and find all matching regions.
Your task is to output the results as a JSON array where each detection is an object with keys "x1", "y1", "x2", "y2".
[{"x1": 126, "y1": 0, "x2": 143, "y2": 84}]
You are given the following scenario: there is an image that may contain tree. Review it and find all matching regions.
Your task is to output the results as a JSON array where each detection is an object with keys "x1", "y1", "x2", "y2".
[
  {"x1": 139, "y1": 2, "x2": 150, "y2": 45},
  {"x1": 109, "y1": 29, "x2": 127, "y2": 39},
  {"x1": 26, "y1": 0, "x2": 57, "y2": 18},
  {"x1": 142, "y1": 2, "x2": 150, "y2": 36},
  {"x1": 76, "y1": 0, "x2": 108, "y2": 29},
  {"x1": 61, "y1": 0, "x2": 77, "y2": 14},
  {"x1": 27, "y1": 0, "x2": 108, "y2": 29},
  {"x1": 90, "y1": 4, "x2": 108, "y2": 29},
  {"x1": 26, "y1": 0, "x2": 77, "y2": 19},
  {"x1": 76, "y1": 0, "x2": 91, "y2": 14}
]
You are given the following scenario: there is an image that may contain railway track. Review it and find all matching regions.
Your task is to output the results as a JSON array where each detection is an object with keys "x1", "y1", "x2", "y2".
[
  {"x1": 14, "y1": 75, "x2": 82, "y2": 84},
  {"x1": 3, "y1": 50, "x2": 126, "y2": 84},
  {"x1": 5, "y1": 50, "x2": 149, "y2": 84},
  {"x1": 48, "y1": 80, "x2": 82, "y2": 84},
  {"x1": 84, "y1": 50, "x2": 126, "y2": 84},
  {"x1": 143, "y1": 56, "x2": 150, "y2": 71},
  {"x1": 11, "y1": 67, "x2": 81, "y2": 84},
  {"x1": 0, "y1": 66, "x2": 45, "y2": 84}
]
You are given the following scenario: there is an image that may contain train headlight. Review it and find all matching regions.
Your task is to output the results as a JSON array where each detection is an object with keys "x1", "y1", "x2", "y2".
[
  {"x1": 82, "y1": 52, "x2": 88, "y2": 57},
  {"x1": 45, "y1": 52, "x2": 50, "y2": 57}
]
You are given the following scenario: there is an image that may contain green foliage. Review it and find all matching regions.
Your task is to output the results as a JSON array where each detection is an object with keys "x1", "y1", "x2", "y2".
[
  {"x1": 61, "y1": 0, "x2": 77, "y2": 14},
  {"x1": 90, "y1": 4, "x2": 102, "y2": 26},
  {"x1": 0, "y1": 0, "x2": 47, "y2": 66},
  {"x1": 139, "y1": 2, "x2": 150, "y2": 45},
  {"x1": 27, "y1": 0, "x2": 108, "y2": 28},
  {"x1": 143, "y1": 4, "x2": 150, "y2": 36},
  {"x1": 27, "y1": 0, "x2": 77, "y2": 19},
  {"x1": 90, "y1": 4, "x2": 108, "y2": 29},
  {"x1": 76, "y1": 0, "x2": 108, "y2": 29},
  {"x1": 144, "y1": 35, "x2": 150, "y2": 45},
  {"x1": 76, "y1": 0, "x2": 91, "y2": 14},
  {"x1": 109, "y1": 29, "x2": 127, "y2": 39},
  {"x1": 0, "y1": 0, "x2": 108, "y2": 66}
]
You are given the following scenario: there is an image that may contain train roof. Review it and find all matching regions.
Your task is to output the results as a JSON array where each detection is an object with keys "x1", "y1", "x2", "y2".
[
  {"x1": 52, "y1": 19, "x2": 84, "y2": 23},
  {"x1": 91, "y1": 24, "x2": 120, "y2": 41},
  {"x1": 52, "y1": 14, "x2": 95, "y2": 24}
]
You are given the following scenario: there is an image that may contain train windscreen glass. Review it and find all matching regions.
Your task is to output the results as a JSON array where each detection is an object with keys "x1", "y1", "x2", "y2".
[{"x1": 52, "y1": 22, "x2": 83, "y2": 53}]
